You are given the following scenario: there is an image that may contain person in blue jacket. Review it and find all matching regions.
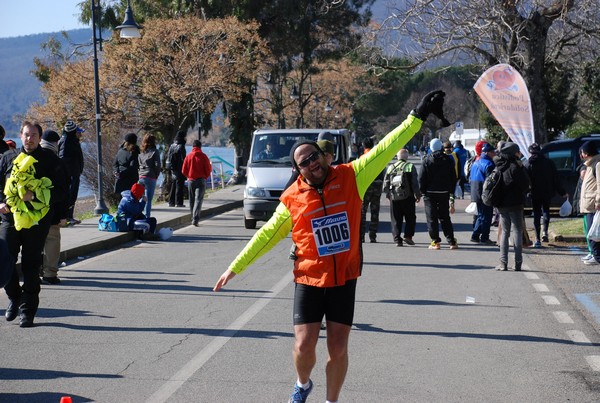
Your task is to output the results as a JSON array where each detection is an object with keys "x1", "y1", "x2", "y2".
[
  {"x1": 117, "y1": 183, "x2": 156, "y2": 234},
  {"x1": 453, "y1": 140, "x2": 469, "y2": 197},
  {"x1": 469, "y1": 142, "x2": 496, "y2": 244}
]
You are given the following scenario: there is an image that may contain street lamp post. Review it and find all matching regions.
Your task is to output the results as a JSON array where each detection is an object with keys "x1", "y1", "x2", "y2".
[{"x1": 91, "y1": 0, "x2": 141, "y2": 215}]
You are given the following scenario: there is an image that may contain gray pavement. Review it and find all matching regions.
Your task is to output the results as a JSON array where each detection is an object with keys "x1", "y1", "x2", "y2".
[
  {"x1": 56, "y1": 184, "x2": 245, "y2": 263},
  {"x1": 2, "y1": 191, "x2": 600, "y2": 402}
]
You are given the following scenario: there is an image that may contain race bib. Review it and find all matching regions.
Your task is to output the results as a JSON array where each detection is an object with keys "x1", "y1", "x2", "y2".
[{"x1": 311, "y1": 212, "x2": 351, "y2": 256}]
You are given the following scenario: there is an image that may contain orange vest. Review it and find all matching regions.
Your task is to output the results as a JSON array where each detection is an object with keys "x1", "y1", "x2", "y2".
[{"x1": 280, "y1": 163, "x2": 362, "y2": 287}]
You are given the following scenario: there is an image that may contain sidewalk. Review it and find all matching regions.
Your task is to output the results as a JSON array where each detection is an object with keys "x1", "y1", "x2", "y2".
[{"x1": 55, "y1": 184, "x2": 244, "y2": 263}]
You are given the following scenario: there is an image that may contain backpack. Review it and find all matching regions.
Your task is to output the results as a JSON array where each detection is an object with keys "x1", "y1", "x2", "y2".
[
  {"x1": 465, "y1": 155, "x2": 476, "y2": 179},
  {"x1": 481, "y1": 168, "x2": 505, "y2": 207},
  {"x1": 388, "y1": 161, "x2": 411, "y2": 201}
]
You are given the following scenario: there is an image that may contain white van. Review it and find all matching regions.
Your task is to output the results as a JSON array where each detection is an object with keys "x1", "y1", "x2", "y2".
[
  {"x1": 243, "y1": 129, "x2": 350, "y2": 229},
  {"x1": 448, "y1": 128, "x2": 488, "y2": 157}
]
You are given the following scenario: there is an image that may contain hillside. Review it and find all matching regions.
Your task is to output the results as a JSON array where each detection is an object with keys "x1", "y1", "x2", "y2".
[{"x1": 0, "y1": 29, "x2": 90, "y2": 137}]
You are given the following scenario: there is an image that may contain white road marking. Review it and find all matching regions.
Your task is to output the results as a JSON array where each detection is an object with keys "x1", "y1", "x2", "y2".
[
  {"x1": 552, "y1": 311, "x2": 574, "y2": 324},
  {"x1": 533, "y1": 283, "x2": 549, "y2": 292},
  {"x1": 586, "y1": 356, "x2": 600, "y2": 371},
  {"x1": 146, "y1": 272, "x2": 293, "y2": 403},
  {"x1": 542, "y1": 295, "x2": 560, "y2": 305},
  {"x1": 567, "y1": 330, "x2": 592, "y2": 344},
  {"x1": 523, "y1": 272, "x2": 539, "y2": 280}
]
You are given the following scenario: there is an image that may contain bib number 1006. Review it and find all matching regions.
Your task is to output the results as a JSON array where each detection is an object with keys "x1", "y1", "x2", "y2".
[
  {"x1": 315, "y1": 223, "x2": 349, "y2": 244},
  {"x1": 311, "y1": 212, "x2": 351, "y2": 256}
]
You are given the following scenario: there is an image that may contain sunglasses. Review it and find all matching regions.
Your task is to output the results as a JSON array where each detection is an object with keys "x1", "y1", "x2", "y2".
[{"x1": 297, "y1": 151, "x2": 321, "y2": 168}]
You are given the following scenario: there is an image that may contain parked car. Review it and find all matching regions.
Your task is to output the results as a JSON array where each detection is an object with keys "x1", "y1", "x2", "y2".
[{"x1": 541, "y1": 133, "x2": 600, "y2": 213}]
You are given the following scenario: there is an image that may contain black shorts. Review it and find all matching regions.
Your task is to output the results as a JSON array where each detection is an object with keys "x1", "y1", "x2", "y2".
[{"x1": 293, "y1": 279, "x2": 357, "y2": 326}]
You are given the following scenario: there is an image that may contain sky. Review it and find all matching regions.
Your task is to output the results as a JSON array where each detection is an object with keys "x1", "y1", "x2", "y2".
[{"x1": 0, "y1": 0, "x2": 86, "y2": 39}]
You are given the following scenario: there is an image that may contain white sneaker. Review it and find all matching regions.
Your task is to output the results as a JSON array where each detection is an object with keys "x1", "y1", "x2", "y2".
[
  {"x1": 581, "y1": 254, "x2": 594, "y2": 261},
  {"x1": 584, "y1": 258, "x2": 598, "y2": 265}
]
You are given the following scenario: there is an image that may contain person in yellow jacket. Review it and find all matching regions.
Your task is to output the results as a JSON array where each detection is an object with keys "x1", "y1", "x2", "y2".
[
  {"x1": 214, "y1": 91, "x2": 450, "y2": 403},
  {"x1": 0, "y1": 121, "x2": 67, "y2": 328}
]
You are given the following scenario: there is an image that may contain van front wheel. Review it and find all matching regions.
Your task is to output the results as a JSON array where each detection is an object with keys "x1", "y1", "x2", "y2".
[{"x1": 244, "y1": 217, "x2": 257, "y2": 229}]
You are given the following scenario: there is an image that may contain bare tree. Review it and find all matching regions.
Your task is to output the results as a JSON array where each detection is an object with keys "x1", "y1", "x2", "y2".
[{"x1": 368, "y1": 0, "x2": 600, "y2": 144}]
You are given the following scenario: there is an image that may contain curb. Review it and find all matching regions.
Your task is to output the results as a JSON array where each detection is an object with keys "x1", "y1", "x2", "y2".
[
  {"x1": 548, "y1": 230, "x2": 586, "y2": 244},
  {"x1": 57, "y1": 199, "x2": 243, "y2": 261}
]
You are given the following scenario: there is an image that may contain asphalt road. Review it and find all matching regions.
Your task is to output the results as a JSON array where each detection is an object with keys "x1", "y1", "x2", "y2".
[{"x1": 1, "y1": 200, "x2": 600, "y2": 402}]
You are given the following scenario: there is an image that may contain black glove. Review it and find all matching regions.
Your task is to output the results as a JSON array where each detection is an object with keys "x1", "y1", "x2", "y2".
[{"x1": 412, "y1": 90, "x2": 451, "y2": 127}]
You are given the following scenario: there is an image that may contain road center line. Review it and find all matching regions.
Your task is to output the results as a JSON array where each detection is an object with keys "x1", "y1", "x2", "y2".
[
  {"x1": 542, "y1": 295, "x2": 560, "y2": 305},
  {"x1": 533, "y1": 283, "x2": 549, "y2": 292},
  {"x1": 586, "y1": 356, "x2": 600, "y2": 371},
  {"x1": 552, "y1": 311, "x2": 574, "y2": 324},
  {"x1": 523, "y1": 272, "x2": 539, "y2": 280},
  {"x1": 146, "y1": 272, "x2": 293, "y2": 403},
  {"x1": 567, "y1": 330, "x2": 592, "y2": 345}
]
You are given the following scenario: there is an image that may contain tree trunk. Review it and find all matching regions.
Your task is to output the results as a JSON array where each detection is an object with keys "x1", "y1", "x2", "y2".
[{"x1": 522, "y1": 13, "x2": 552, "y2": 145}]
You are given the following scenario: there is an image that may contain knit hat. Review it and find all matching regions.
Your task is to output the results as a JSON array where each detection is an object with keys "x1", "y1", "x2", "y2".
[
  {"x1": 475, "y1": 140, "x2": 486, "y2": 156},
  {"x1": 317, "y1": 140, "x2": 334, "y2": 156},
  {"x1": 501, "y1": 141, "x2": 520, "y2": 156},
  {"x1": 64, "y1": 120, "x2": 84, "y2": 133},
  {"x1": 430, "y1": 138, "x2": 443, "y2": 152},
  {"x1": 130, "y1": 183, "x2": 145, "y2": 200},
  {"x1": 317, "y1": 131, "x2": 334, "y2": 142},
  {"x1": 42, "y1": 130, "x2": 60, "y2": 143},
  {"x1": 481, "y1": 143, "x2": 495, "y2": 153},
  {"x1": 64, "y1": 120, "x2": 77, "y2": 133},
  {"x1": 124, "y1": 133, "x2": 137, "y2": 144}
]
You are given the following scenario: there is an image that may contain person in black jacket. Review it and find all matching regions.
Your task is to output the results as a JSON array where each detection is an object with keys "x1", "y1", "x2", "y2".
[
  {"x1": 494, "y1": 142, "x2": 531, "y2": 271},
  {"x1": 113, "y1": 133, "x2": 140, "y2": 197},
  {"x1": 526, "y1": 143, "x2": 568, "y2": 247},
  {"x1": 58, "y1": 120, "x2": 84, "y2": 225},
  {"x1": 0, "y1": 121, "x2": 67, "y2": 327},
  {"x1": 40, "y1": 130, "x2": 70, "y2": 285},
  {"x1": 360, "y1": 136, "x2": 385, "y2": 243},
  {"x1": 166, "y1": 130, "x2": 187, "y2": 207},
  {"x1": 419, "y1": 138, "x2": 458, "y2": 250}
]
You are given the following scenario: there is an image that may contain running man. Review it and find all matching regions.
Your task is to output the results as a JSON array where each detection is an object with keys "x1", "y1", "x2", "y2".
[{"x1": 214, "y1": 90, "x2": 450, "y2": 402}]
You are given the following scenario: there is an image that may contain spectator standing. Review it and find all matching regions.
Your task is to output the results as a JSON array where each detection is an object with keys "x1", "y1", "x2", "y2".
[
  {"x1": 383, "y1": 149, "x2": 421, "y2": 246},
  {"x1": 138, "y1": 133, "x2": 161, "y2": 218},
  {"x1": 166, "y1": 130, "x2": 187, "y2": 207},
  {"x1": 469, "y1": 143, "x2": 496, "y2": 244},
  {"x1": 360, "y1": 137, "x2": 385, "y2": 243},
  {"x1": 0, "y1": 124, "x2": 9, "y2": 154},
  {"x1": 578, "y1": 141, "x2": 600, "y2": 265},
  {"x1": 40, "y1": 130, "x2": 70, "y2": 285},
  {"x1": 113, "y1": 133, "x2": 140, "y2": 197},
  {"x1": 182, "y1": 140, "x2": 212, "y2": 226},
  {"x1": 526, "y1": 143, "x2": 568, "y2": 247},
  {"x1": 453, "y1": 140, "x2": 469, "y2": 198},
  {"x1": 214, "y1": 90, "x2": 449, "y2": 403},
  {"x1": 0, "y1": 121, "x2": 67, "y2": 327},
  {"x1": 493, "y1": 142, "x2": 531, "y2": 271},
  {"x1": 58, "y1": 120, "x2": 84, "y2": 225},
  {"x1": 419, "y1": 138, "x2": 458, "y2": 250}
]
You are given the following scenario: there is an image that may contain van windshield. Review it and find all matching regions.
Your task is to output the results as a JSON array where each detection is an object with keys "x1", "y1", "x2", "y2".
[{"x1": 250, "y1": 133, "x2": 344, "y2": 165}]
